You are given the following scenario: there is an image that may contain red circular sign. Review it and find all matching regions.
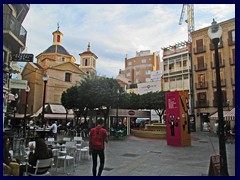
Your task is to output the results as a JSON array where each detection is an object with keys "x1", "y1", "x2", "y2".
[{"x1": 128, "y1": 110, "x2": 135, "y2": 115}]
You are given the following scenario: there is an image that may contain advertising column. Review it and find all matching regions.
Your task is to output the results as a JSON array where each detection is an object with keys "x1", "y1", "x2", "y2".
[{"x1": 165, "y1": 91, "x2": 191, "y2": 146}]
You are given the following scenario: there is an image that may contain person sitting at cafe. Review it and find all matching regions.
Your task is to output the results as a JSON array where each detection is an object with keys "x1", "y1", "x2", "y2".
[
  {"x1": 19, "y1": 138, "x2": 53, "y2": 176},
  {"x1": 3, "y1": 136, "x2": 20, "y2": 176}
]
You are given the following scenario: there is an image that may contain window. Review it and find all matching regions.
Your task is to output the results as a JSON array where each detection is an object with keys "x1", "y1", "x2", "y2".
[
  {"x1": 127, "y1": 72, "x2": 130, "y2": 77},
  {"x1": 198, "y1": 74, "x2": 205, "y2": 87},
  {"x1": 232, "y1": 49, "x2": 235, "y2": 62},
  {"x1": 62, "y1": 57, "x2": 65, "y2": 62},
  {"x1": 145, "y1": 70, "x2": 151, "y2": 75},
  {"x1": 198, "y1": 74, "x2": 205, "y2": 82},
  {"x1": 214, "y1": 90, "x2": 226, "y2": 104},
  {"x1": 183, "y1": 60, "x2": 187, "y2": 67},
  {"x1": 65, "y1": 73, "x2": 71, "y2": 82},
  {"x1": 197, "y1": 92, "x2": 206, "y2": 101},
  {"x1": 196, "y1": 39, "x2": 204, "y2": 51},
  {"x1": 228, "y1": 30, "x2": 235, "y2": 42},
  {"x1": 169, "y1": 63, "x2": 174, "y2": 70},
  {"x1": 136, "y1": 71, "x2": 140, "y2": 75},
  {"x1": 57, "y1": 35, "x2": 60, "y2": 42},
  {"x1": 85, "y1": 59, "x2": 88, "y2": 66},
  {"x1": 141, "y1": 59, "x2": 146, "y2": 63},
  {"x1": 213, "y1": 52, "x2": 222, "y2": 65},
  {"x1": 146, "y1": 78, "x2": 151, "y2": 82},
  {"x1": 197, "y1": 56, "x2": 204, "y2": 69},
  {"x1": 128, "y1": 62, "x2": 132, "y2": 66},
  {"x1": 164, "y1": 65, "x2": 168, "y2": 71}
]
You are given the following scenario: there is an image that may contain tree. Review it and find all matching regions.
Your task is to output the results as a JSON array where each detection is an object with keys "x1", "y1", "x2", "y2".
[
  {"x1": 61, "y1": 75, "x2": 123, "y2": 127},
  {"x1": 139, "y1": 91, "x2": 166, "y2": 122}
]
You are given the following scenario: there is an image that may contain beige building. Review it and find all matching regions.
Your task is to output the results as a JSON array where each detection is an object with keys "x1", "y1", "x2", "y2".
[
  {"x1": 191, "y1": 18, "x2": 235, "y2": 132},
  {"x1": 162, "y1": 41, "x2": 192, "y2": 92},
  {"x1": 21, "y1": 27, "x2": 97, "y2": 115},
  {"x1": 118, "y1": 50, "x2": 160, "y2": 84},
  {"x1": 161, "y1": 41, "x2": 194, "y2": 122}
]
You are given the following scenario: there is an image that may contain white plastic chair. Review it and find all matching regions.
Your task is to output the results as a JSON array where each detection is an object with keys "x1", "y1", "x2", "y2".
[
  {"x1": 61, "y1": 137, "x2": 71, "y2": 150},
  {"x1": 80, "y1": 147, "x2": 90, "y2": 160},
  {"x1": 73, "y1": 137, "x2": 83, "y2": 148},
  {"x1": 26, "y1": 158, "x2": 54, "y2": 176},
  {"x1": 56, "y1": 147, "x2": 76, "y2": 174},
  {"x1": 47, "y1": 138, "x2": 55, "y2": 146}
]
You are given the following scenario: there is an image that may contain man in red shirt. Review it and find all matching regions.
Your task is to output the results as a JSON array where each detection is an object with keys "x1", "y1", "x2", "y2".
[{"x1": 89, "y1": 118, "x2": 108, "y2": 176}]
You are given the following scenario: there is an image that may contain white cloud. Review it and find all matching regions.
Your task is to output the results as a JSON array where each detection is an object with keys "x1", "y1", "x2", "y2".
[{"x1": 22, "y1": 4, "x2": 235, "y2": 77}]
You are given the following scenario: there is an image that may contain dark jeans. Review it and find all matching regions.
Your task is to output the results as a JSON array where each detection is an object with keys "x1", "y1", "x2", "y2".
[{"x1": 91, "y1": 149, "x2": 105, "y2": 176}]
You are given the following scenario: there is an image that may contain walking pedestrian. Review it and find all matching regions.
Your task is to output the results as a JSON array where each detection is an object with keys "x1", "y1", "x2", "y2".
[
  {"x1": 89, "y1": 118, "x2": 108, "y2": 176},
  {"x1": 48, "y1": 121, "x2": 58, "y2": 140}
]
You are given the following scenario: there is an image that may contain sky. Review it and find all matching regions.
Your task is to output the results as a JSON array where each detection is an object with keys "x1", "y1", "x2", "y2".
[{"x1": 20, "y1": 4, "x2": 235, "y2": 78}]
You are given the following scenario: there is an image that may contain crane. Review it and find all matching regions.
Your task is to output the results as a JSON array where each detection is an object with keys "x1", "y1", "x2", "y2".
[{"x1": 179, "y1": 4, "x2": 195, "y2": 42}]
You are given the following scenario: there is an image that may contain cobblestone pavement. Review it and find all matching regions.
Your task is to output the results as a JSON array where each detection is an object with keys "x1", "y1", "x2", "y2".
[{"x1": 51, "y1": 132, "x2": 235, "y2": 176}]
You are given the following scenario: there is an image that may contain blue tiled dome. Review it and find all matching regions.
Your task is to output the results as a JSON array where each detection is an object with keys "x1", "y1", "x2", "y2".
[{"x1": 43, "y1": 45, "x2": 70, "y2": 55}]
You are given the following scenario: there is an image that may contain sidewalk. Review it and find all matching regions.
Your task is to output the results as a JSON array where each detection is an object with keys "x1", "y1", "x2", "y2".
[{"x1": 52, "y1": 132, "x2": 235, "y2": 176}]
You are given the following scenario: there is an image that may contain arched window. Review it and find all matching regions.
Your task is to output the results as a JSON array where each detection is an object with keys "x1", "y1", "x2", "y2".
[{"x1": 85, "y1": 59, "x2": 88, "y2": 66}]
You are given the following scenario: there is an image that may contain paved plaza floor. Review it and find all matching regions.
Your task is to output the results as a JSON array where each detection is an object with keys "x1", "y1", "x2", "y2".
[{"x1": 51, "y1": 132, "x2": 235, "y2": 176}]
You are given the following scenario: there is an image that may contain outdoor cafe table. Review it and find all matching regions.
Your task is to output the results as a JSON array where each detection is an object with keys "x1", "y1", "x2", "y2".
[{"x1": 35, "y1": 128, "x2": 51, "y2": 140}]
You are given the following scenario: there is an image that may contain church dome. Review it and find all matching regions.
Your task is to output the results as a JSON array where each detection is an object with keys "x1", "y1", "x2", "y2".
[{"x1": 43, "y1": 45, "x2": 70, "y2": 55}]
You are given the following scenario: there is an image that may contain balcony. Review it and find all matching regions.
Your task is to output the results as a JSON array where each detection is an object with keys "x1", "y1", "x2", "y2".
[
  {"x1": 213, "y1": 100, "x2": 229, "y2": 107},
  {"x1": 211, "y1": 60, "x2": 225, "y2": 69},
  {"x1": 228, "y1": 38, "x2": 235, "y2": 46},
  {"x1": 212, "y1": 79, "x2": 226, "y2": 88},
  {"x1": 196, "y1": 100, "x2": 209, "y2": 108},
  {"x1": 229, "y1": 58, "x2": 235, "y2": 65},
  {"x1": 194, "y1": 63, "x2": 207, "y2": 72},
  {"x1": 195, "y1": 82, "x2": 208, "y2": 90},
  {"x1": 193, "y1": 45, "x2": 206, "y2": 54},
  {"x1": 3, "y1": 13, "x2": 27, "y2": 53},
  {"x1": 209, "y1": 42, "x2": 223, "y2": 50}
]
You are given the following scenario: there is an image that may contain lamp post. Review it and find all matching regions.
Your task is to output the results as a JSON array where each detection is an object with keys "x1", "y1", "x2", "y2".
[
  {"x1": 23, "y1": 85, "x2": 30, "y2": 137},
  {"x1": 13, "y1": 93, "x2": 18, "y2": 127},
  {"x1": 226, "y1": 100, "x2": 230, "y2": 111},
  {"x1": 66, "y1": 108, "x2": 68, "y2": 125},
  {"x1": 41, "y1": 73, "x2": 49, "y2": 127},
  {"x1": 208, "y1": 19, "x2": 228, "y2": 176},
  {"x1": 116, "y1": 89, "x2": 120, "y2": 125}
]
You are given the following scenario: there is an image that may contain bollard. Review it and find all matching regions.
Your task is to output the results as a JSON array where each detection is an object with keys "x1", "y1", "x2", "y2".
[{"x1": 208, "y1": 155, "x2": 220, "y2": 176}]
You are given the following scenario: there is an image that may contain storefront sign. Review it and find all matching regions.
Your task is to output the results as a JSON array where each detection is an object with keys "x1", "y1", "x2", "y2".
[
  {"x1": 10, "y1": 79, "x2": 28, "y2": 89},
  {"x1": 11, "y1": 53, "x2": 34, "y2": 62}
]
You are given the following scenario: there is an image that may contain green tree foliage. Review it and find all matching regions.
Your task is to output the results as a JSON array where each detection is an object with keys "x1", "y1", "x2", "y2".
[
  {"x1": 61, "y1": 75, "x2": 123, "y2": 126},
  {"x1": 139, "y1": 91, "x2": 166, "y2": 121}
]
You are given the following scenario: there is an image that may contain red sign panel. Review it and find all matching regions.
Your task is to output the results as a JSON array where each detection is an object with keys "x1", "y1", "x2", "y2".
[{"x1": 128, "y1": 110, "x2": 135, "y2": 115}]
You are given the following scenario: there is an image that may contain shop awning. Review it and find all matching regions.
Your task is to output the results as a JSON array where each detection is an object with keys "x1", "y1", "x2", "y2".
[
  {"x1": 32, "y1": 105, "x2": 48, "y2": 117},
  {"x1": 44, "y1": 114, "x2": 75, "y2": 120},
  {"x1": 49, "y1": 104, "x2": 67, "y2": 113},
  {"x1": 224, "y1": 108, "x2": 235, "y2": 121},
  {"x1": 209, "y1": 110, "x2": 230, "y2": 120},
  {"x1": 9, "y1": 113, "x2": 31, "y2": 119}
]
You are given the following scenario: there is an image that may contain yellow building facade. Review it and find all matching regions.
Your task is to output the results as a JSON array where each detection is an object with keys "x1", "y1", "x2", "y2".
[{"x1": 191, "y1": 18, "x2": 235, "y2": 132}]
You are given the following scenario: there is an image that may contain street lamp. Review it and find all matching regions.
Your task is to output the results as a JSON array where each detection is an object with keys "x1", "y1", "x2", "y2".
[
  {"x1": 41, "y1": 73, "x2": 49, "y2": 127},
  {"x1": 208, "y1": 19, "x2": 228, "y2": 176},
  {"x1": 226, "y1": 99, "x2": 230, "y2": 111},
  {"x1": 116, "y1": 89, "x2": 120, "y2": 125},
  {"x1": 23, "y1": 85, "x2": 30, "y2": 137}
]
